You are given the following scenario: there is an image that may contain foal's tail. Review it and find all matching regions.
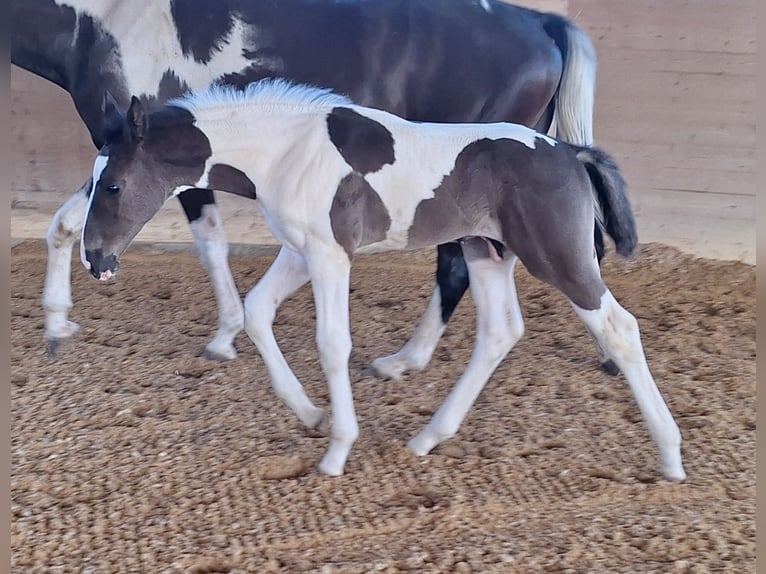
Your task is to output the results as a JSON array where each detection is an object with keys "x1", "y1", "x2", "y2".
[{"x1": 575, "y1": 147, "x2": 638, "y2": 258}]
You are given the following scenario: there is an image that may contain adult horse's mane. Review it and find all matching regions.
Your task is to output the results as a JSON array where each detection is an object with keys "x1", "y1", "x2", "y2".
[{"x1": 169, "y1": 79, "x2": 354, "y2": 116}]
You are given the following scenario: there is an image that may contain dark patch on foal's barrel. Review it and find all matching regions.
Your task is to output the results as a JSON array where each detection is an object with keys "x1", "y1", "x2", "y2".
[
  {"x1": 207, "y1": 164, "x2": 256, "y2": 199},
  {"x1": 330, "y1": 173, "x2": 391, "y2": 257},
  {"x1": 327, "y1": 107, "x2": 395, "y2": 174}
]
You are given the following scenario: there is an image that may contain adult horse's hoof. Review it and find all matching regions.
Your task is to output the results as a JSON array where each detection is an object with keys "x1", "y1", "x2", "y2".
[
  {"x1": 46, "y1": 338, "x2": 63, "y2": 359},
  {"x1": 198, "y1": 346, "x2": 237, "y2": 362},
  {"x1": 600, "y1": 359, "x2": 620, "y2": 376},
  {"x1": 45, "y1": 319, "x2": 81, "y2": 359}
]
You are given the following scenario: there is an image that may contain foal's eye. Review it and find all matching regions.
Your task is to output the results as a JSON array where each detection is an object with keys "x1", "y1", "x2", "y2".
[{"x1": 104, "y1": 184, "x2": 121, "y2": 194}]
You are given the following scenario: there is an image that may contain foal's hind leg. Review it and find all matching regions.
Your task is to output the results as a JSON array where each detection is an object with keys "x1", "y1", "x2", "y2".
[
  {"x1": 409, "y1": 254, "x2": 523, "y2": 455},
  {"x1": 243, "y1": 247, "x2": 324, "y2": 429},
  {"x1": 43, "y1": 178, "x2": 91, "y2": 357},
  {"x1": 568, "y1": 284, "x2": 686, "y2": 481},
  {"x1": 180, "y1": 190, "x2": 244, "y2": 361}
]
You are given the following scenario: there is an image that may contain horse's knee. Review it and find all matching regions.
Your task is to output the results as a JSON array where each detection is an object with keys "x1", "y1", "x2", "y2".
[
  {"x1": 482, "y1": 323, "x2": 520, "y2": 363},
  {"x1": 317, "y1": 330, "x2": 352, "y2": 373},
  {"x1": 47, "y1": 212, "x2": 81, "y2": 250}
]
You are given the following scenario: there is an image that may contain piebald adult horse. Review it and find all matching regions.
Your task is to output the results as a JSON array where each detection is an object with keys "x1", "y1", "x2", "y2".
[
  {"x1": 12, "y1": 0, "x2": 608, "y2": 377},
  {"x1": 80, "y1": 80, "x2": 686, "y2": 481}
]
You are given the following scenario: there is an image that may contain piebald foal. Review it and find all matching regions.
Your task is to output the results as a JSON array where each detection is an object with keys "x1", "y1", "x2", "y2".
[{"x1": 81, "y1": 80, "x2": 686, "y2": 481}]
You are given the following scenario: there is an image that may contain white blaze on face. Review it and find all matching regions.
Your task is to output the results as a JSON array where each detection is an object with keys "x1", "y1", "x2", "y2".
[{"x1": 80, "y1": 154, "x2": 109, "y2": 270}]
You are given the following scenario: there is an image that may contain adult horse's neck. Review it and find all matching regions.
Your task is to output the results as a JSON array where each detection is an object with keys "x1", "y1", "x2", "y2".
[
  {"x1": 11, "y1": 0, "x2": 140, "y2": 147},
  {"x1": 10, "y1": 0, "x2": 83, "y2": 90}
]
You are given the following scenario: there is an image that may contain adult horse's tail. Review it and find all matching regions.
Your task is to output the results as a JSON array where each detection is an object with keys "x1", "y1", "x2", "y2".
[
  {"x1": 575, "y1": 147, "x2": 638, "y2": 259},
  {"x1": 541, "y1": 14, "x2": 596, "y2": 147},
  {"x1": 540, "y1": 14, "x2": 607, "y2": 257}
]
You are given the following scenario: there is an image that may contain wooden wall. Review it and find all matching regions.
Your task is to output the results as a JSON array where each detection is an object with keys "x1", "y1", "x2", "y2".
[{"x1": 11, "y1": 0, "x2": 756, "y2": 262}]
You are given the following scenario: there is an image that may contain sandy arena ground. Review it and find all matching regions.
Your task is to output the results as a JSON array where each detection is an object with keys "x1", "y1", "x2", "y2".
[{"x1": 10, "y1": 240, "x2": 755, "y2": 573}]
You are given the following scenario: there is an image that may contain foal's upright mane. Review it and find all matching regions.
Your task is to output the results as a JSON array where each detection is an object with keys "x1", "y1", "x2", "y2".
[{"x1": 168, "y1": 78, "x2": 354, "y2": 116}]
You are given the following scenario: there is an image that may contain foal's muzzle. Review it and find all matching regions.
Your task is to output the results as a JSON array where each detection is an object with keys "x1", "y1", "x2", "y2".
[{"x1": 85, "y1": 249, "x2": 120, "y2": 282}]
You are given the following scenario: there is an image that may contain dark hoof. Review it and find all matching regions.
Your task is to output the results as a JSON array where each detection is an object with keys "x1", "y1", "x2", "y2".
[
  {"x1": 600, "y1": 359, "x2": 620, "y2": 376},
  {"x1": 47, "y1": 339, "x2": 61, "y2": 360},
  {"x1": 198, "y1": 349, "x2": 236, "y2": 362}
]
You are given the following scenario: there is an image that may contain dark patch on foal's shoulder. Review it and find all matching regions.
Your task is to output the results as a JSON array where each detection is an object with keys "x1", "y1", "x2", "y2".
[
  {"x1": 327, "y1": 107, "x2": 395, "y2": 174},
  {"x1": 330, "y1": 173, "x2": 391, "y2": 257},
  {"x1": 207, "y1": 164, "x2": 256, "y2": 199},
  {"x1": 170, "y1": 0, "x2": 236, "y2": 64}
]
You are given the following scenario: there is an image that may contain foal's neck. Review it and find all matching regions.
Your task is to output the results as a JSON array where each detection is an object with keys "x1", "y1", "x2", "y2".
[{"x1": 195, "y1": 108, "x2": 333, "y2": 195}]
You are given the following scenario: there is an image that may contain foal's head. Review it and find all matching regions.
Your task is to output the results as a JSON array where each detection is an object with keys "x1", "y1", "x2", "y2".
[{"x1": 82, "y1": 93, "x2": 212, "y2": 280}]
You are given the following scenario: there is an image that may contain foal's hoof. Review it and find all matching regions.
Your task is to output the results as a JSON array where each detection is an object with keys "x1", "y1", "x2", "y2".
[
  {"x1": 198, "y1": 346, "x2": 237, "y2": 362},
  {"x1": 600, "y1": 359, "x2": 620, "y2": 377},
  {"x1": 367, "y1": 356, "x2": 408, "y2": 381}
]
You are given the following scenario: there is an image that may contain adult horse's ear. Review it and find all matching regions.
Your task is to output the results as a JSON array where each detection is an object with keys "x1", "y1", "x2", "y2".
[
  {"x1": 127, "y1": 96, "x2": 148, "y2": 141},
  {"x1": 101, "y1": 90, "x2": 121, "y2": 122}
]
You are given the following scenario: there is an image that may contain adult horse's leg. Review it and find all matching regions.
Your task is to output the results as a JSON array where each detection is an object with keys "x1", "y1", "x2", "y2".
[
  {"x1": 243, "y1": 246, "x2": 324, "y2": 428},
  {"x1": 370, "y1": 242, "x2": 468, "y2": 380},
  {"x1": 570, "y1": 288, "x2": 686, "y2": 481},
  {"x1": 42, "y1": 178, "x2": 91, "y2": 357},
  {"x1": 409, "y1": 248, "x2": 523, "y2": 456},
  {"x1": 178, "y1": 189, "x2": 244, "y2": 361}
]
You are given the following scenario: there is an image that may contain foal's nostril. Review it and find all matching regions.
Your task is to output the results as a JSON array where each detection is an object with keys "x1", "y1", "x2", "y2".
[{"x1": 85, "y1": 249, "x2": 120, "y2": 281}]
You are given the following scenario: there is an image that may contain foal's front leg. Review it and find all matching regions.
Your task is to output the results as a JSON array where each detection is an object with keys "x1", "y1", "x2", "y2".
[
  {"x1": 179, "y1": 189, "x2": 244, "y2": 361},
  {"x1": 305, "y1": 244, "x2": 358, "y2": 476},
  {"x1": 243, "y1": 247, "x2": 324, "y2": 428}
]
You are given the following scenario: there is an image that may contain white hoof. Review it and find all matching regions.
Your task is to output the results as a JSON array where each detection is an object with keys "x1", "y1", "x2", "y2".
[
  {"x1": 46, "y1": 319, "x2": 80, "y2": 341},
  {"x1": 200, "y1": 343, "x2": 238, "y2": 362},
  {"x1": 303, "y1": 406, "x2": 327, "y2": 431},
  {"x1": 407, "y1": 433, "x2": 439, "y2": 457},
  {"x1": 660, "y1": 452, "x2": 687, "y2": 482},
  {"x1": 369, "y1": 354, "x2": 413, "y2": 381}
]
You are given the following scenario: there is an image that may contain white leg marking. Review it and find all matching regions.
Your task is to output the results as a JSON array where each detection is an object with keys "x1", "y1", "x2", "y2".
[
  {"x1": 370, "y1": 285, "x2": 447, "y2": 380},
  {"x1": 409, "y1": 256, "x2": 523, "y2": 455},
  {"x1": 43, "y1": 180, "x2": 91, "y2": 342},
  {"x1": 190, "y1": 203, "x2": 245, "y2": 361},
  {"x1": 243, "y1": 247, "x2": 324, "y2": 428},
  {"x1": 571, "y1": 290, "x2": 686, "y2": 481},
  {"x1": 306, "y1": 244, "x2": 358, "y2": 476}
]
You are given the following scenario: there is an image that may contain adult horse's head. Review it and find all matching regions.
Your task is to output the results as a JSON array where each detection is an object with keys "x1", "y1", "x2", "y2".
[{"x1": 81, "y1": 92, "x2": 212, "y2": 280}]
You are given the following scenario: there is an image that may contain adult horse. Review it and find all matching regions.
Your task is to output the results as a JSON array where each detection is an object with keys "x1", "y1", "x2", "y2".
[{"x1": 11, "y1": 0, "x2": 602, "y2": 376}]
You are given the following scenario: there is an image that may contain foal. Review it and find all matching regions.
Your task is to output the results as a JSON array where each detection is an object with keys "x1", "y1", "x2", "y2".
[{"x1": 81, "y1": 80, "x2": 686, "y2": 481}]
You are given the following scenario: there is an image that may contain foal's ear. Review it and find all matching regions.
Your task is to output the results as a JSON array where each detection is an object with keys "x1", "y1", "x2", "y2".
[{"x1": 127, "y1": 96, "x2": 148, "y2": 141}]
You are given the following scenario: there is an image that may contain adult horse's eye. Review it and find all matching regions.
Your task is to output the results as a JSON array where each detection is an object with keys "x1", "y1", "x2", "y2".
[{"x1": 105, "y1": 184, "x2": 121, "y2": 194}]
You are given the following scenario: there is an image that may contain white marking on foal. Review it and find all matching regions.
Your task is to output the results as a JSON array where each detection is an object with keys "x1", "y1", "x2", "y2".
[
  {"x1": 80, "y1": 154, "x2": 109, "y2": 270},
  {"x1": 570, "y1": 290, "x2": 686, "y2": 482},
  {"x1": 189, "y1": 203, "x2": 244, "y2": 361}
]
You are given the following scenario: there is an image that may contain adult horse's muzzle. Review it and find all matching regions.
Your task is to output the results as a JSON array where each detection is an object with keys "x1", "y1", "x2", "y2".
[{"x1": 84, "y1": 249, "x2": 121, "y2": 282}]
